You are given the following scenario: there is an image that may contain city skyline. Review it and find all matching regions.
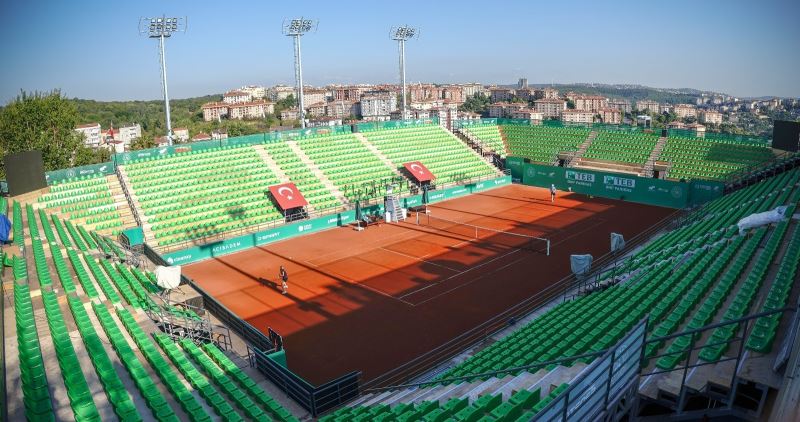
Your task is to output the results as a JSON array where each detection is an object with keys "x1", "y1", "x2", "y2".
[{"x1": 1, "y1": 0, "x2": 799, "y2": 103}]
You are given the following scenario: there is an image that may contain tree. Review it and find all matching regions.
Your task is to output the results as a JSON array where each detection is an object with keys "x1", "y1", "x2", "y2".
[
  {"x1": 459, "y1": 93, "x2": 490, "y2": 115},
  {"x1": 566, "y1": 100, "x2": 576, "y2": 110},
  {"x1": 0, "y1": 90, "x2": 85, "y2": 177},
  {"x1": 131, "y1": 134, "x2": 157, "y2": 151}
]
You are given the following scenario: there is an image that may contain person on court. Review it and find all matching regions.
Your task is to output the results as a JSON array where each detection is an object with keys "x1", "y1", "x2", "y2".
[
  {"x1": 279, "y1": 266, "x2": 289, "y2": 295},
  {"x1": 550, "y1": 184, "x2": 557, "y2": 202}
]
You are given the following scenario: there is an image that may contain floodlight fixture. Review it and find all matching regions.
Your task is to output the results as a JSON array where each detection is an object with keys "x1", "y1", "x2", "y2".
[
  {"x1": 282, "y1": 18, "x2": 317, "y2": 129},
  {"x1": 139, "y1": 16, "x2": 187, "y2": 146},
  {"x1": 390, "y1": 25, "x2": 419, "y2": 120}
]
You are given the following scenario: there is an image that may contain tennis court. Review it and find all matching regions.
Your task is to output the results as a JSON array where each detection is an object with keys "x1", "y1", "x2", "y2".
[{"x1": 183, "y1": 184, "x2": 676, "y2": 385}]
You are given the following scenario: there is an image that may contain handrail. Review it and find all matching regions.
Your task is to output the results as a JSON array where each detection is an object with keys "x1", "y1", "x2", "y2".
[
  {"x1": 724, "y1": 150, "x2": 799, "y2": 191},
  {"x1": 115, "y1": 167, "x2": 142, "y2": 227},
  {"x1": 361, "y1": 208, "x2": 679, "y2": 389}
]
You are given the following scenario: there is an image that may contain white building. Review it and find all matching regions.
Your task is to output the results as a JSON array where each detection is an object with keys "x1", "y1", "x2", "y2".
[
  {"x1": 636, "y1": 100, "x2": 660, "y2": 113},
  {"x1": 561, "y1": 110, "x2": 595, "y2": 124},
  {"x1": 173, "y1": 127, "x2": 190, "y2": 142},
  {"x1": 75, "y1": 123, "x2": 102, "y2": 148},
  {"x1": 239, "y1": 85, "x2": 266, "y2": 99},
  {"x1": 534, "y1": 99, "x2": 566, "y2": 118},
  {"x1": 360, "y1": 91, "x2": 397, "y2": 121},
  {"x1": 674, "y1": 104, "x2": 697, "y2": 119},
  {"x1": 223, "y1": 90, "x2": 252, "y2": 104},
  {"x1": 699, "y1": 110, "x2": 723, "y2": 125},
  {"x1": 116, "y1": 124, "x2": 142, "y2": 145},
  {"x1": 461, "y1": 83, "x2": 486, "y2": 99},
  {"x1": 268, "y1": 85, "x2": 296, "y2": 101}
]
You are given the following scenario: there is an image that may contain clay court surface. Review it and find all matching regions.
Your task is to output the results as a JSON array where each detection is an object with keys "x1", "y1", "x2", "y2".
[{"x1": 183, "y1": 184, "x2": 675, "y2": 385}]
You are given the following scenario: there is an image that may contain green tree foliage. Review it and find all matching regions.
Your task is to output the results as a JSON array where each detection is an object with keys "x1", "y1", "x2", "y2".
[
  {"x1": 459, "y1": 93, "x2": 490, "y2": 115},
  {"x1": 0, "y1": 90, "x2": 106, "y2": 177}
]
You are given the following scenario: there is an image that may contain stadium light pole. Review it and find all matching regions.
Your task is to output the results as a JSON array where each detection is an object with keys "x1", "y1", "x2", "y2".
[
  {"x1": 139, "y1": 16, "x2": 186, "y2": 146},
  {"x1": 391, "y1": 25, "x2": 418, "y2": 120},
  {"x1": 283, "y1": 18, "x2": 317, "y2": 129}
]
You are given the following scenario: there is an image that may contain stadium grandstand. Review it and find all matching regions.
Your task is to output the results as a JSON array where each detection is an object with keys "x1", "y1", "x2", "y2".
[{"x1": 3, "y1": 117, "x2": 800, "y2": 421}]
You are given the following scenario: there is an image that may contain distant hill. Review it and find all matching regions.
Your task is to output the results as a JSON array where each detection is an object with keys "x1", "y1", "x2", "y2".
[{"x1": 502, "y1": 83, "x2": 703, "y2": 104}]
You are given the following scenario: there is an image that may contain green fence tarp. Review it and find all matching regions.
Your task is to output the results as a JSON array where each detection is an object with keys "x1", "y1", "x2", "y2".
[
  {"x1": 120, "y1": 227, "x2": 145, "y2": 246},
  {"x1": 687, "y1": 179, "x2": 725, "y2": 207},
  {"x1": 505, "y1": 157, "x2": 525, "y2": 182},
  {"x1": 521, "y1": 163, "x2": 689, "y2": 208},
  {"x1": 45, "y1": 162, "x2": 116, "y2": 184}
]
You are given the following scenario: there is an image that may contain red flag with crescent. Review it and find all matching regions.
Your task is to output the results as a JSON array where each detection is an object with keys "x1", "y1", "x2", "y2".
[
  {"x1": 403, "y1": 161, "x2": 434, "y2": 182},
  {"x1": 268, "y1": 182, "x2": 308, "y2": 210}
]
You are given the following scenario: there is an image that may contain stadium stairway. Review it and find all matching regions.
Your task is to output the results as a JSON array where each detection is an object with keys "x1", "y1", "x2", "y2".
[
  {"x1": 4, "y1": 201, "x2": 302, "y2": 421},
  {"x1": 353, "y1": 132, "x2": 406, "y2": 178},
  {"x1": 253, "y1": 144, "x2": 292, "y2": 184},
  {"x1": 349, "y1": 363, "x2": 584, "y2": 410},
  {"x1": 115, "y1": 166, "x2": 155, "y2": 244},
  {"x1": 286, "y1": 140, "x2": 351, "y2": 208},
  {"x1": 641, "y1": 136, "x2": 668, "y2": 177},
  {"x1": 564, "y1": 130, "x2": 597, "y2": 166}
]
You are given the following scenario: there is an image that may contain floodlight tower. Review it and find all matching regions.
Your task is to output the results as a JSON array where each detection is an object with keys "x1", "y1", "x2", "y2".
[
  {"x1": 283, "y1": 18, "x2": 317, "y2": 129},
  {"x1": 391, "y1": 25, "x2": 418, "y2": 120},
  {"x1": 139, "y1": 16, "x2": 186, "y2": 146}
]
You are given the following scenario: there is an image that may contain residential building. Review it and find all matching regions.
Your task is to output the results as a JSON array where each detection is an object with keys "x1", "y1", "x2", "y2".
[
  {"x1": 515, "y1": 88, "x2": 535, "y2": 101},
  {"x1": 306, "y1": 102, "x2": 327, "y2": 118},
  {"x1": 699, "y1": 110, "x2": 723, "y2": 125},
  {"x1": 659, "y1": 104, "x2": 672, "y2": 114},
  {"x1": 303, "y1": 88, "x2": 327, "y2": 106},
  {"x1": 211, "y1": 129, "x2": 228, "y2": 140},
  {"x1": 280, "y1": 108, "x2": 299, "y2": 121},
  {"x1": 308, "y1": 117, "x2": 343, "y2": 127},
  {"x1": 390, "y1": 108, "x2": 430, "y2": 120},
  {"x1": 534, "y1": 87, "x2": 559, "y2": 100},
  {"x1": 517, "y1": 78, "x2": 528, "y2": 89},
  {"x1": 116, "y1": 124, "x2": 142, "y2": 145},
  {"x1": 239, "y1": 85, "x2": 266, "y2": 99},
  {"x1": 228, "y1": 100, "x2": 271, "y2": 120},
  {"x1": 490, "y1": 88, "x2": 515, "y2": 103},
  {"x1": 75, "y1": 123, "x2": 102, "y2": 148},
  {"x1": 326, "y1": 100, "x2": 359, "y2": 118},
  {"x1": 268, "y1": 85, "x2": 296, "y2": 101},
  {"x1": 534, "y1": 98, "x2": 566, "y2": 118},
  {"x1": 561, "y1": 110, "x2": 595, "y2": 124},
  {"x1": 635, "y1": 100, "x2": 660, "y2": 113},
  {"x1": 458, "y1": 111, "x2": 482, "y2": 122},
  {"x1": 429, "y1": 103, "x2": 459, "y2": 130},
  {"x1": 440, "y1": 85, "x2": 464, "y2": 104},
  {"x1": 173, "y1": 127, "x2": 190, "y2": 142},
  {"x1": 573, "y1": 95, "x2": 608, "y2": 112},
  {"x1": 637, "y1": 115, "x2": 652, "y2": 128},
  {"x1": 331, "y1": 85, "x2": 372, "y2": 101},
  {"x1": 360, "y1": 90, "x2": 398, "y2": 121},
  {"x1": 667, "y1": 121, "x2": 686, "y2": 129},
  {"x1": 674, "y1": 104, "x2": 697, "y2": 119},
  {"x1": 488, "y1": 103, "x2": 506, "y2": 118},
  {"x1": 223, "y1": 90, "x2": 251, "y2": 104},
  {"x1": 510, "y1": 108, "x2": 544, "y2": 121},
  {"x1": 201, "y1": 102, "x2": 229, "y2": 121},
  {"x1": 461, "y1": 83, "x2": 486, "y2": 99},
  {"x1": 607, "y1": 99, "x2": 632, "y2": 113},
  {"x1": 155, "y1": 136, "x2": 170, "y2": 146},
  {"x1": 599, "y1": 108, "x2": 622, "y2": 124},
  {"x1": 409, "y1": 83, "x2": 438, "y2": 102}
]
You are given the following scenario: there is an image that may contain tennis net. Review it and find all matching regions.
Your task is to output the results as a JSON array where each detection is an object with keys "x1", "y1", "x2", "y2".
[{"x1": 416, "y1": 213, "x2": 550, "y2": 255}]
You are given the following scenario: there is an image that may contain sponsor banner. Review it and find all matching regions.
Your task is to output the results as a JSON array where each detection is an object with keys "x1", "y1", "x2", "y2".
[
  {"x1": 426, "y1": 175, "x2": 512, "y2": 204},
  {"x1": 688, "y1": 179, "x2": 725, "y2": 206},
  {"x1": 268, "y1": 182, "x2": 308, "y2": 209},
  {"x1": 162, "y1": 210, "x2": 356, "y2": 265},
  {"x1": 46, "y1": 162, "x2": 115, "y2": 184},
  {"x1": 522, "y1": 163, "x2": 688, "y2": 208},
  {"x1": 505, "y1": 156, "x2": 525, "y2": 182}
]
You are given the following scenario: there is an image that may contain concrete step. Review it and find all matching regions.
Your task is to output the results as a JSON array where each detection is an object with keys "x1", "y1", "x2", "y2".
[{"x1": 287, "y1": 141, "x2": 350, "y2": 207}]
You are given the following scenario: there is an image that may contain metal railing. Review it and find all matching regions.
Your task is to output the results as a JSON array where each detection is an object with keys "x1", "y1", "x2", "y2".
[
  {"x1": 361, "y1": 208, "x2": 679, "y2": 390},
  {"x1": 723, "y1": 150, "x2": 800, "y2": 193},
  {"x1": 639, "y1": 305, "x2": 797, "y2": 414},
  {"x1": 115, "y1": 167, "x2": 142, "y2": 227}
]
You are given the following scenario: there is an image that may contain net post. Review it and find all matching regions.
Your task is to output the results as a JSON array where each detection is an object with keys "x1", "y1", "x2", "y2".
[{"x1": 547, "y1": 239, "x2": 550, "y2": 256}]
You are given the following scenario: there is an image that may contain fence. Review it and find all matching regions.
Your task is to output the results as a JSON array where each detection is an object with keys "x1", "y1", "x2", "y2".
[{"x1": 145, "y1": 243, "x2": 361, "y2": 416}]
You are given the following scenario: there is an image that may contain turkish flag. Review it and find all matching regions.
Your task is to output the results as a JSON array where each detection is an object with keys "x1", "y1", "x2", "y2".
[
  {"x1": 403, "y1": 161, "x2": 435, "y2": 182},
  {"x1": 268, "y1": 182, "x2": 308, "y2": 210}
]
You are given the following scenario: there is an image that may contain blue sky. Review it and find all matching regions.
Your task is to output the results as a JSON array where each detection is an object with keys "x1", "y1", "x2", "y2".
[{"x1": 1, "y1": 0, "x2": 798, "y2": 102}]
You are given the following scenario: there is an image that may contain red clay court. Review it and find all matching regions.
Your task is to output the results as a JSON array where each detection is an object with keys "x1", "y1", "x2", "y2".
[{"x1": 183, "y1": 184, "x2": 676, "y2": 385}]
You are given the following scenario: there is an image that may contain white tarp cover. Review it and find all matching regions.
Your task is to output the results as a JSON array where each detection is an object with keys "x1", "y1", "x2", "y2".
[
  {"x1": 611, "y1": 233, "x2": 625, "y2": 253},
  {"x1": 155, "y1": 265, "x2": 181, "y2": 289},
  {"x1": 571, "y1": 254, "x2": 593, "y2": 276},
  {"x1": 737, "y1": 206, "x2": 789, "y2": 235}
]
